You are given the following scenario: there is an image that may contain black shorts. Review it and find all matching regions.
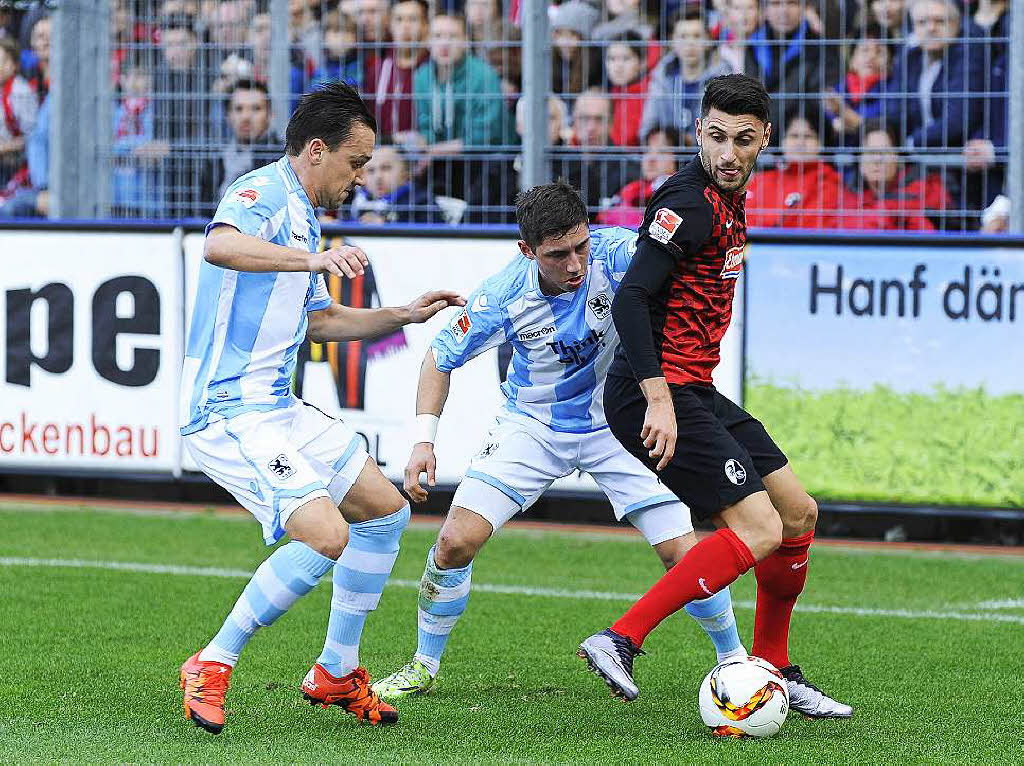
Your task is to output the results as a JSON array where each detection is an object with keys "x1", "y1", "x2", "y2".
[{"x1": 604, "y1": 374, "x2": 788, "y2": 521}]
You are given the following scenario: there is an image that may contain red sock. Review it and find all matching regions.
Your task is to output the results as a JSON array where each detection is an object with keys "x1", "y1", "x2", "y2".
[
  {"x1": 751, "y1": 529, "x2": 814, "y2": 669},
  {"x1": 612, "y1": 529, "x2": 756, "y2": 648}
]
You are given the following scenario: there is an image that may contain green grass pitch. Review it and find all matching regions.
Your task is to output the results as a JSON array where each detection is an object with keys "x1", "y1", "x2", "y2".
[{"x1": 2, "y1": 503, "x2": 1023, "y2": 764}]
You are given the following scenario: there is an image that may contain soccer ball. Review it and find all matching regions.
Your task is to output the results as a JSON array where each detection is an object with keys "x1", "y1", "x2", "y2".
[{"x1": 698, "y1": 656, "x2": 790, "y2": 738}]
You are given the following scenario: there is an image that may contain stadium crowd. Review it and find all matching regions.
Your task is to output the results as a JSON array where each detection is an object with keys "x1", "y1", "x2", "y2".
[{"x1": 0, "y1": 0, "x2": 1012, "y2": 231}]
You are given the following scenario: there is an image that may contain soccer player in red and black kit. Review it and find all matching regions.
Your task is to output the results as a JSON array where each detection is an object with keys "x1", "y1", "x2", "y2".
[{"x1": 578, "y1": 74, "x2": 852, "y2": 718}]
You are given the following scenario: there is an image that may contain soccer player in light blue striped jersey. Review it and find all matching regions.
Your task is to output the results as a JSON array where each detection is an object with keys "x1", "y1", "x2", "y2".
[
  {"x1": 177, "y1": 82, "x2": 464, "y2": 733},
  {"x1": 372, "y1": 181, "x2": 745, "y2": 700}
]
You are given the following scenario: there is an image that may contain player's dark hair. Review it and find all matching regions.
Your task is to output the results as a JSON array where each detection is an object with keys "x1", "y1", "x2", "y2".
[
  {"x1": 700, "y1": 74, "x2": 771, "y2": 125},
  {"x1": 515, "y1": 180, "x2": 589, "y2": 251},
  {"x1": 285, "y1": 80, "x2": 377, "y2": 156}
]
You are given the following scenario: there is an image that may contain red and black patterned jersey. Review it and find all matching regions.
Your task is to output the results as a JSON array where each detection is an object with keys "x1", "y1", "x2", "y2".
[{"x1": 609, "y1": 155, "x2": 747, "y2": 386}]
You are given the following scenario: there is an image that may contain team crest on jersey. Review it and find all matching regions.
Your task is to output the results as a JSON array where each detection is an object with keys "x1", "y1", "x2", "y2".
[
  {"x1": 234, "y1": 188, "x2": 261, "y2": 208},
  {"x1": 588, "y1": 292, "x2": 612, "y2": 320},
  {"x1": 649, "y1": 207, "x2": 682, "y2": 244},
  {"x1": 450, "y1": 308, "x2": 472, "y2": 343},
  {"x1": 478, "y1": 439, "x2": 500, "y2": 459},
  {"x1": 724, "y1": 459, "x2": 747, "y2": 485},
  {"x1": 268, "y1": 454, "x2": 294, "y2": 479},
  {"x1": 720, "y1": 244, "x2": 746, "y2": 279}
]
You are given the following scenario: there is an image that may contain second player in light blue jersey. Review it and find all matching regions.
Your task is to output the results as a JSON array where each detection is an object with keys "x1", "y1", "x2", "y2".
[
  {"x1": 177, "y1": 82, "x2": 464, "y2": 733},
  {"x1": 372, "y1": 182, "x2": 745, "y2": 700}
]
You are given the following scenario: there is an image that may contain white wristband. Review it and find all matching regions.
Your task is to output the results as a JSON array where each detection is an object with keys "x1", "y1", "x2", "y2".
[{"x1": 415, "y1": 413, "x2": 439, "y2": 444}]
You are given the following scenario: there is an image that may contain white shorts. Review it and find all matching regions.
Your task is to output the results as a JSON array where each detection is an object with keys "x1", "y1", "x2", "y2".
[
  {"x1": 183, "y1": 400, "x2": 370, "y2": 545},
  {"x1": 451, "y1": 415, "x2": 693, "y2": 546}
]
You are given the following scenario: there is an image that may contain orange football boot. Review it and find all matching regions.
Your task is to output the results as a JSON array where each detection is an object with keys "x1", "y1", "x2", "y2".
[
  {"x1": 180, "y1": 651, "x2": 232, "y2": 734},
  {"x1": 301, "y1": 664, "x2": 398, "y2": 725}
]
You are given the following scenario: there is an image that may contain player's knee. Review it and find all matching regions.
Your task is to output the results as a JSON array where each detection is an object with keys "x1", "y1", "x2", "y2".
[
  {"x1": 747, "y1": 508, "x2": 783, "y2": 560},
  {"x1": 801, "y1": 495, "x2": 818, "y2": 534},
  {"x1": 654, "y1": 534, "x2": 692, "y2": 570},
  {"x1": 435, "y1": 528, "x2": 479, "y2": 569},
  {"x1": 306, "y1": 524, "x2": 348, "y2": 560}
]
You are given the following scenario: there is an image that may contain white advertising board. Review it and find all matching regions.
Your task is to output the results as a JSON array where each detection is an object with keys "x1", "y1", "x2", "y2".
[{"x1": 0, "y1": 231, "x2": 182, "y2": 472}]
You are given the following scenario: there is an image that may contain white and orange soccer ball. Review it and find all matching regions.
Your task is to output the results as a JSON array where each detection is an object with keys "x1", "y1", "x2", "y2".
[{"x1": 698, "y1": 656, "x2": 790, "y2": 738}]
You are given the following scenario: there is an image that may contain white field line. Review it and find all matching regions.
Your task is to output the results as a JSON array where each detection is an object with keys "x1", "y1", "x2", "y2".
[
  {"x1": 3, "y1": 556, "x2": 1023, "y2": 626},
  {"x1": 974, "y1": 598, "x2": 1024, "y2": 610}
]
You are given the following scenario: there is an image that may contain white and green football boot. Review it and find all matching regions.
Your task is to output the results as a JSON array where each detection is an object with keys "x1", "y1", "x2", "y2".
[{"x1": 370, "y1": 660, "x2": 436, "y2": 700}]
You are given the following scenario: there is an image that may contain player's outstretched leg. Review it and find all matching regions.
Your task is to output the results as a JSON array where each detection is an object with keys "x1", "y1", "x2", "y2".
[
  {"x1": 303, "y1": 461, "x2": 410, "y2": 725},
  {"x1": 373, "y1": 507, "x2": 489, "y2": 700},
  {"x1": 649, "y1": 532, "x2": 746, "y2": 662},
  {"x1": 753, "y1": 466, "x2": 852, "y2": 718},
  {"x1": 182, "y1": 538, "x2": 336, "y2": 734},
  {"x1": 578, "y1": 497, "x2": 778, "y2": 700}
]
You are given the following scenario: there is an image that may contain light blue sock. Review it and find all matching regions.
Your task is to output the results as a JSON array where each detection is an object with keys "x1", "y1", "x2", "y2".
[
  {"x1": 199, "y1": 541, "x2": 334, "y2": 666},
  {"x1": 684, "y1": 586, "x2": 746, "y2": 662},
  {"x1": 317, "y1": 504, "x2": 410, "y2": 678},
  {"x1": 413, "y1": 545, "x2": 472, "y2": 676}
]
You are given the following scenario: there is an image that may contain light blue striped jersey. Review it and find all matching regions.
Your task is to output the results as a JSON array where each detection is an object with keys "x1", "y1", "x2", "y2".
[
  {"x1": 432, "y1": 226, "x2": 638, "y2": 433},
  {"x1": 179, "y1": 156, "x2": 330, "y2": 435}
]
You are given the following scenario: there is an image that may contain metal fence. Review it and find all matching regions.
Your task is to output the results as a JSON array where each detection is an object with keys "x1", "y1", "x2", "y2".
[{"x1": 1, "y1": 0, "x2": 1020, "y2": 232}]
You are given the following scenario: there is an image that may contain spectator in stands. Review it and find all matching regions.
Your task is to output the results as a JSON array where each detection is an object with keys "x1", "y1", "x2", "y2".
[
  {"x1": 464, "y1": 0, "x2": 521, "y2": 96},
  {"x1": 868, "y1": 0, "x2": 909, "y2": 37},
  {"x1": 354, "y1": 0, "x2": 390, "y2": 72},
  {"x1": 363, "y1": 0, "x2": 428, "y2": 137},
  {"x1": 883, "y1": 0, "x2": 981, "y2": 148},
  {"x1": 149, "y1": 14, "x2": 214, "y2": 217},
  {"x1": 314, "y1": 11, "x2": 361, "y2": 87},
  {"x1": 745, "y1": 108, "x2": 847, "y2": 229},
  {"x1": 550, "y1": 1, "x2": 602, "y2": 98},
  {"x1": 111, "y1": 64, "x2": 160, "y2": 217},
  {"x1": 604, "y1": 31, "x2": 649, "y2": 147},
  {"x1": 641, "y1": 10, "x2": 731, "y2": 144},
  {"x1": 593, "y1": 0, "x2": 654, "y2": 40},
  {"x1": 199, "y1": 79, "x2": 281, "y2": 207},
  {"x1": 0, "y1": 79, "x2": 47, "y2": 218},
  {"x1": 0, "y1": 37, "x2": 37, "y2": 186},
  {"x1": 719, "y1": 0, "x2": 761, "y2": 73},
  {"x1": 413, "y1": 13, "x2": 504, "y2": 149},
  {"x1": 823, "y1": 25, "x2": 890, "y2": 145},
  {"x1": 961, "y1": 0, "x2": 1008, "y2": 222},
  {"x1": 746, "y1": 0, "x2": 841, "y2": 143},
  {"x1": 597, "y1": 125, "x2": 681, "y2": 228},
  {"x1": 23, "y1": 14, "x2": 47, "y2": 99},
  {"x1": 554, "y1": 89, "x2": 641, "y2": 211},
  {"x1": 349, "y1": 144, "x2": 443, "y2": 224},
  {"x1": 840, "y1": 120, "x2": 952, "y2": 230}
]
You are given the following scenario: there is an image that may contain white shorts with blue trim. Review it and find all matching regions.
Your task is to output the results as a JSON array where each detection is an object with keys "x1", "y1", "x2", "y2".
[
  {"x1": 451, "y1": 414, "x2": 693, "y2": 545},
  {"x1": 183, "y1": 400, "x2": 369, "y2": 545}
]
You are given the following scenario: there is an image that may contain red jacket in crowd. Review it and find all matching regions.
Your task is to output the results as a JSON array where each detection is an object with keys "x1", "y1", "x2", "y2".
[
  {"x1": 839, "y1": 169, "x2": 952, "y2": 231},
  {"x1": 362, "y1": 51, "x2": 429, "y2": 136},
  {"x1": 596, "y1": 177, "x2": 661, "y2": 227},
  {"x1": 744, "y1": 161, "x2": 847, "y2": 229},
  {"x1": 609, "y1": 74, "x2": 649, "y2": 147}
]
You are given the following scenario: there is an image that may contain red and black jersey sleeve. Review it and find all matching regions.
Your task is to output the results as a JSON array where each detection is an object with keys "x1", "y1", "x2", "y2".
[{"x1": 611, "y1": 170, "x2": 715, "y2": 382}]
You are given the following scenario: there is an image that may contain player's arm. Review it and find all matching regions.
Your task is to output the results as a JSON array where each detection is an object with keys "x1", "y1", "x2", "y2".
[
  {"x1": 306, "y1": 290, "x2": 466, "y2": 344},
  {"x1": 613, "y1": 244, "x2": 679, "y2": 470},
  {"x1": 404, "y1": 348, "x2": 451, "y2": 503},
  {"x1": 204, "y1": 225, "x2": 369, "y2": 278},
  {"x1": 404, "y1": 284, "x2": 507, "y2": 502},
  {"x1": 612, "y1": 197, "x2": 713, "y2": 470}
]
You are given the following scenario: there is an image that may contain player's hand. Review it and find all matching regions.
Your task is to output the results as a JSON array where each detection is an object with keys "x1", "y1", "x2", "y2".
[
  {"x1": 309, "y1": 245, "x2": 369, "y2": 279},
  {"x1": 642, "y1": 398, "x2": 677, "y2": 472},
  {"x1": 405, "y1": 290, "x2": 467, "y2": 324},
  {"x1": 404, "y1": 442, "x2": 437, "y2": 503}
]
